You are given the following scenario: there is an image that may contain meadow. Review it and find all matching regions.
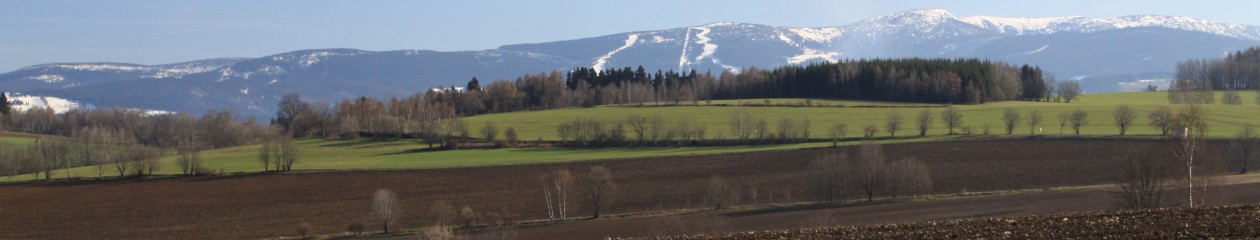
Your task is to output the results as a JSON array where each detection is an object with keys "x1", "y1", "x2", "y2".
[
  {"x1": 465, "y1": 91, "x2": 1260, "y2": 141},
  {"x1": 4, "y1": 91, "x2": 1259, "y2": 182}
]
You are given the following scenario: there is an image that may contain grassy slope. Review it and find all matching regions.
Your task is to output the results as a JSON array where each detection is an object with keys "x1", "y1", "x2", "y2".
[
  {"x1": 4, "y1": 91, "x2": 1259, "y2": 182},
  {"x1": 466, "y1": 91, "x2": 1260, "y2": 140}
]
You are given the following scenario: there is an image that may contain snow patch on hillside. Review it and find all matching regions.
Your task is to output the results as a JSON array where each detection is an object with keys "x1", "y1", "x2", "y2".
[
  {"x1": 29, "y1": 74, "x2": 64, "y2": 83},
  {"x1": 960, "y1": 16, "x2": 1083, "y2": 34},
  {"x1": 1020, "y1": 45, "x2": 1051, "y2": 55},
  {"x1": 678, "y1": 27, "x2": 693, "y2": 70},
  {"x1": 7, "y1": 93, "x2": 80, "y2": 113},
  {"x1": 592, "y1": 34, "x2": 639, "y2": 72},
  {"x1": 651, "y1": 35, "x2": 673, "y2": 43},
  {"x1": 788, "y1": 49, "x2": 841, "y2": 64},
  {"x1": 28, "y1": 63, "x2": 149, "y2": 72},
  {"x1": 691, "y1": 26, "x2": 739, "y2": 72},
  {"x1": 788, "y1": 27, "x2": 843, "y2": 43}
]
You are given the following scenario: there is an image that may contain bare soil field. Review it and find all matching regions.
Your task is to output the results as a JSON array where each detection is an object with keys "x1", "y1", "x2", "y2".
[
  {"x1": 0, "y1": 139, "x2": 1227, "y2": 239},
  {"x1": 508, "y1": 181, "x2": 1260, "y2": 239},
  {"x1": 646, "y1": 202, "x2": 1260, "y2": 239}
]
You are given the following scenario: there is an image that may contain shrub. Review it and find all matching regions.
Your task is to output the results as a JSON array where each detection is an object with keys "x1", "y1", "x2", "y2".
[
  {"x1": 347, "y1": 223, "x2": 364, "y2": 236},
  {"x1": 296, "y1": 222, "x2": 312, "y2": 238}
]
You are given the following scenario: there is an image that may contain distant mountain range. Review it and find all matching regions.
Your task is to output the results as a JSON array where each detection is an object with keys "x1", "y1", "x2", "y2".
[{"x1": 2, "y1": 9, "x2": 1256, "y2": 116}]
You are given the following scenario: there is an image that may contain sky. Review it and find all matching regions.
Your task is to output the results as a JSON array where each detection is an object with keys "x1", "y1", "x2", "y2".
[{"x1": 3, "y1": 0, "x2": 1260, "y2": 72}]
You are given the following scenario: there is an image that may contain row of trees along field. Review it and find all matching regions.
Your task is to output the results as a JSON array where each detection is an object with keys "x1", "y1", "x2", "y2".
[
  {"x1": 1170, "y1": 47, "x2": 1260, "y2": 104},
  {"x1": 424, "y1": 59, "x2": 1061, "y2": 116},
  {"x1": 354, "y1": 143, "x2": 931, "y2": 238},
  {"x1": 0, "y1": 102, "x2": 304, "y2": 180}
]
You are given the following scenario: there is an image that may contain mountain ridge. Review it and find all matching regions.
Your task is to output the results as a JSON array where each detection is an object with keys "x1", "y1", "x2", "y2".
[{"x1": 2, "y1": 9, "x2": 1257, "y2": 117}]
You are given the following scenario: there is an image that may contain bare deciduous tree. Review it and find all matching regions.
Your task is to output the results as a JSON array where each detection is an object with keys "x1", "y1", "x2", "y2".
[
  {"x1": 729, "y1": 110, "x2": 755, "y2": 142},
  {"x1": 916, "y1": 109, "x2": 932, "y2": 136},
  {"x1": 258, "y1": 139, "x2": 273, "y2": 171},
  {"x1": 1057, "y1": 111, "x2": 1070, "y2": 134},
  {"x1": 829, "y1": 123, "x2": 848, "y2": 146},
  {"x1": 584, "y1": 166, "x2": 616, "y2": 218},
  {"x1": 754, "y1": 118, "x2": 769, "y2": 142},
  {"x1": 1112, "y1": 147, "x2": 1173, "y2": 209},
  {"x1": 1148, "y1": 106, "x2": 1175, "y2": 136},
  {"x1": 1070, "y1": 109, "x2": 1089, "y2": 135},
  {"x1": 1058, "y1": 81, "x2": 1083, "y2": 103},
  {"x1": 1027, "y1": 109, "x2": 1043, "y2": 134},
  {"x1": 1113, "y1": 105, "x2": 1137, "y2": 136},
  {"x1": 481, "y1": 122, "x2": 499, "y2": 141},
  {"x1": 372, "y1": 189, "x2": 400, "y2": 234},
  {"x1": 627, "y1": 114, "x2": 647, "y2": 144},
  {"x1": 706, "y1": 175, "x2": 730, "y2": 209},
  {"x1": 885, "y1": 111, "x2": 903, "y2": 137},
  {"x1": 177, "y1": 150, "x2": 202, "y2": 176},
  {"x1": 887, "y1": 157, "x2": 933, "y2": 199},
  {"x1": 808, "y1": 151, "x2": 848, "y2": 203},
  {"x1": 647, "y1": 114, "x2": 665, "y2": 145},
  {"x1": 277, "y1": 137, "x2": 300, "y2": 171},
  {"x1": 941, "y1": 106, "x2": 963, "y2": 135},
  {"x1": 1172, "y1": 105, "x2": 1208, "y2": 207},
  {"x1": 777, "y1": 118, "x2": 799, "y2": 142},
  {"x1": 862, "y1": 125, "x2": 878, "y2": 138},
  {"x1": 548, "y1": 169, "x2": 574, "y2": 219},
  {"x1": 1001, "y1": 107, "x2": 1021, "y2": 135},
  {"x1": 1229, "y1": 125, "x2": 1259, "y2": 174},
  {"x1": 504, "y1": 127, "x2": 518, "y2": 146},
  {"x1": 855, "y1": 143, "x2": 888, "y2": 201}
]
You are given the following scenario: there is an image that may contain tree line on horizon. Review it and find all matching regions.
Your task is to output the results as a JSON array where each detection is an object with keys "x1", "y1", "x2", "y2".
[
  {"x1": 426, "y1": 58, "x2": 1061, "y2": 116},
  {"x1": 1170, "y1": 46, "x2": 1260, "y2": 104}
]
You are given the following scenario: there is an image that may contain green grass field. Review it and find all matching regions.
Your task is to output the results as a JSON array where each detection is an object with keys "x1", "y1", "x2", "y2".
[
  {"x1": 3, "y1": 91, "x2": 1259, "y2": 182},
  {"x1": 2, "y1": 135, "x2": 965, "y2": 182},
  {"x1": 467, "y1": 91, "x2": 1260, "y2": 141}
]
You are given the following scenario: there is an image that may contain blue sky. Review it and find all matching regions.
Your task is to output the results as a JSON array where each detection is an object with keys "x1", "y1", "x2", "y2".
[{"x1": 2, "y1": 0, "x2": 1259, "y2": 72}]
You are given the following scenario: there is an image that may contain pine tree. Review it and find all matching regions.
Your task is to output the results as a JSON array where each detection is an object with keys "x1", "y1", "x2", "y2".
[
  {"x1": 466, "y1": 77, "x2": 481, "y2": 91},
  {"x1": 0, "y1": 92, "x2": 10, "y2": 115}
]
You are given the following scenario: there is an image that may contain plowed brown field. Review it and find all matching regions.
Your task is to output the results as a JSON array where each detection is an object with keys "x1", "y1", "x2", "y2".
[
  {"x1": 0, "y1": 139, "x2": 1223, "y2": 239},
  {"x1": 647, "y1": 204, "x2": 1260, "y2": 239}
]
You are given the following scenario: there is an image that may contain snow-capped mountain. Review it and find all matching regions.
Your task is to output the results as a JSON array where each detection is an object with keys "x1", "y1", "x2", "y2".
[
  {"x1": 2, "y1": 9, "x2": 1257, "y2": 117},
  {"x1": 0, "y1": 58, "x2": 245, "y2": 91}
]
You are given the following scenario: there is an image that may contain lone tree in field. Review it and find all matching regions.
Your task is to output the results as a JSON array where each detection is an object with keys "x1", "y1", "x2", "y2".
[
  {"x1": 583, "y1": 166, "x2": 617, "y2": 218},
  {"x1": 372, "y1": 189, "x2": 400, "y2": 234},
  {"x1": 504, "y1": 127, "x2": 518, "y2": 146},
  {"x1": 1113, "y1": 105, "x2": 1137, "y2": 136},
  {"x1": 277, "y1": 137, "x2": 300, "y2": 171},
  {"x1": 862, "y1": 125, "x2": 878, "y2": 138},
  {"x1": 729, "y1": 110, "x2": 756, "y2": 142},
  {"x1": 940, "y1": 106, "x2": 963, "y2": 135},
  {"x1": 808, "y1": 151, "x2": 849, "y2": 203},
  {"x1": 1058, "y1": 81, "x2": 1083, "y2": 103},
  {"x1": 481, "y1": 122, "x2": 499, "y2": 141},
  {"x1": 885, "y1": 111, "x2": 903, "y2": 137},
  {"x1": 1112, "y1": 146, "x2": 1173, "y2": 209},
  {"x1": 1148, "y1": 106, "x2": 1175, "y2": 136},
  {"x1": 1056, "y1": 111, "x2": 1070, "y2": 134},
  {"x1": 706, "y1": 175, "x2": 730, "y2": 209},
  {"x1": 1172, "y1": 105, "x2": 1209, "y2": 207},
  {"x1": 916, "y1": 109, "x2": 933, "y2": 136},
  {"x1": 544, "y1": 169, "x2": 574, "y2": 219},
  {"x1": 1229, "y1": 125, "x2": 1258, "y2": 174},
  {"x1": 627, "y1": 114, "x2": 647, "y2": 144},
  {"x1": 829, "y1": 123, "x2": 848, "y2": 146},
  {"x1": 1070, "y1": 109, "x2": 1089, "y2": 135},
  {"x1": 258, "y1": 139, "x2": 273, "y2": 171},
  {"x1": 887, "y1": 157, "x2": 933, "y2": 199},
  {"x1": 1027, "y1": 109, "x2": 1043, "y2": 134},
  {"x1": 1001, "y1": 107, "x2": 1021, "y2": 135},
  {"x1": 177, "y1": 151, "x2": 201, "y2": 176},
  {"x1": 856, "y1": 143, "x2": 888, "y2": 202}
]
